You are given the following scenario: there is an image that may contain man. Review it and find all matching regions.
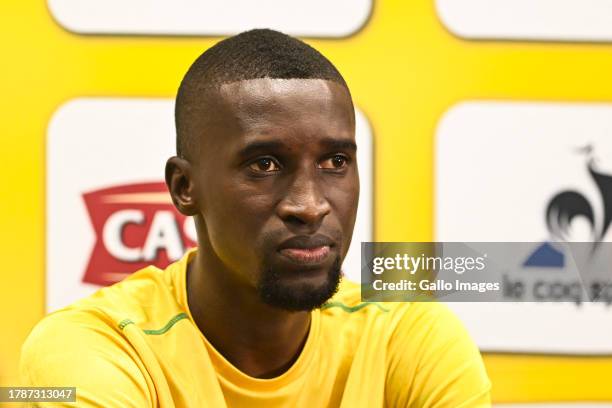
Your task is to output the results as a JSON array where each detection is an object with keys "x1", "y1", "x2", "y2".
[{"x1": 21, "y1": 29, "x2": 491, "y2": 406}]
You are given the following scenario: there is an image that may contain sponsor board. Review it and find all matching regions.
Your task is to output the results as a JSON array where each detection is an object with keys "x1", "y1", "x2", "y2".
[
  {"x1": 436, "y1": 0, "x2": 612, "y2": 42},
  {"x1": 46, "y1": 98, "x2": 373, "y2": 311},
  {"x1": 81, "y1": 182, "x2": 197, "y2": 286},
  {"x1": 47, "y1": 0, "x2": 372, "y2": 37},
  {"x1": 436, "y1": 101, "x2": 612, "y2": 354}
]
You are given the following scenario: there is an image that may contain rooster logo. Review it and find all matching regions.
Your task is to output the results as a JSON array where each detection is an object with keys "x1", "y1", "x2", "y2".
[
  {"x1": 524, "y1": 145, "x2": 612, "y2": 267},
  {"x1": 546, "y1": 145, "x2": 612, "y2": 246}
]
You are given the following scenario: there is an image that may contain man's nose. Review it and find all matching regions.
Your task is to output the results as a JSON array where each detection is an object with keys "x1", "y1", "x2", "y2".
[{"x1": 277, "y1": 173, "x2": 331, "y2": 230}]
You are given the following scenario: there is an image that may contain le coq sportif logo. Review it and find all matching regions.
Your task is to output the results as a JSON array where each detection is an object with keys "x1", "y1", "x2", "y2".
[
  {"x1": 525, "y1": 146, "x2": 612, "y2": 268},
  {"x1": 546, "y1": 146, "x2": 612, "y2": 246}
]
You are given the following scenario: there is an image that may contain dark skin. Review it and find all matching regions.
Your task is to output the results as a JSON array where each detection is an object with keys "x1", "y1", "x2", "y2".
[{"x1": 165, "y1": 78, "x2": 359, "y2": 378}]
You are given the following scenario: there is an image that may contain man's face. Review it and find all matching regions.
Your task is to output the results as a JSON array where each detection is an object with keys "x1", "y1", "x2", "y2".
[{"x1": 193, "y1": 78, "x2": 359, "y2": 310}]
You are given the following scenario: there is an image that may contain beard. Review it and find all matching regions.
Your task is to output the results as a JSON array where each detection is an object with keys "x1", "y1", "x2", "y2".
[{"x1": 256, "y1": 256, "x2": 342, "y2": 311}]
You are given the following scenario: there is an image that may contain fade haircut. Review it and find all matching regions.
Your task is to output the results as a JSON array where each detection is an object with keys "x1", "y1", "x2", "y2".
[{"x1": 175, "y1": 28, "x2": 350, "y2": 160}]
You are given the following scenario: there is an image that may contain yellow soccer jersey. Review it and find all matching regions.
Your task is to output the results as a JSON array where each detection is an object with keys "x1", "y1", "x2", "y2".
[{"x1": 21, "y1": 249, "x2": 491, "y2": 407}]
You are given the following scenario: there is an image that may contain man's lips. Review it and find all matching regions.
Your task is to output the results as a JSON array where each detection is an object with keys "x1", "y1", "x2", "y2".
[
  {"x1": 277, "y1": 234, "x2": 335, "y2": 265},
  {"x1": 279, "y1": 246, "x2": 331, "y2": 264}
]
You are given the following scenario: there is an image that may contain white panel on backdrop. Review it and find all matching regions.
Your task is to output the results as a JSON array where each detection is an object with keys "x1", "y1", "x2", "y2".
[
  {"x1": 436, "y1": 0, "x2": 612, "y2": 42},
  {"x1": 47, "y1": 0, "x2": 372, "y2": 37},
  {"x1": 47, "y1": 98, "x2": 373, "y2": 312},
  {"x1": 436, "y1": 101, "x2": 612, "y2": 354}
]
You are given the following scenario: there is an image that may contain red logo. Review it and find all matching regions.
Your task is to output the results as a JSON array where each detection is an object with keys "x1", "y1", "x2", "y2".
[{"x1": 82, "y1": 182, "x2": 196, "y2": 286}]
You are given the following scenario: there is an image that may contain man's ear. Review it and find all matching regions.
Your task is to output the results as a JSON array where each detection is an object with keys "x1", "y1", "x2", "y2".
[{"x1": 165, "y1": 156, "x2": 198, "y2": 216}]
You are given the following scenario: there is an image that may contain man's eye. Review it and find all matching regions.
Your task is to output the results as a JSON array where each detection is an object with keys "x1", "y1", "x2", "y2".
[
  {"x1": 249, "y1": 158, "x2": 280, "y2": 172},
  {"x1": 319, "y1": 154, "x2": 349, "y2": 170}
]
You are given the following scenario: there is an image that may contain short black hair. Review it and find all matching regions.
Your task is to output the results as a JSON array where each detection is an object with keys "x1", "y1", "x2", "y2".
[{"x1": 175, "y1": 28, "x2": 350, "y2": 159}]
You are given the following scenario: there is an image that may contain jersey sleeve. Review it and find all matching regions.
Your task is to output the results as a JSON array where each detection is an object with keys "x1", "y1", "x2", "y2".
[
  {"x1": 385, "y1": 302, "x2": 492, "y2": 407},
  {"x1": 19, "y1": 311, "x2": 155, "y2": 407}
]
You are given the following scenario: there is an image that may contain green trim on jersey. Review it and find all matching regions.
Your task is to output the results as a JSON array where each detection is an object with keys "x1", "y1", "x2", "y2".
[
  {"x1": 321, "y1": 301, "x2": 389, "y2": 313},
  {"x1": 118, "y1": 313, "x2": 189, "y2": 335}
]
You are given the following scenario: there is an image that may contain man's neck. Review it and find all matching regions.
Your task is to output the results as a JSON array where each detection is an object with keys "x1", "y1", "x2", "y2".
[{"x1": 187, "y1": 248, "x2": 312, "y2": 379}]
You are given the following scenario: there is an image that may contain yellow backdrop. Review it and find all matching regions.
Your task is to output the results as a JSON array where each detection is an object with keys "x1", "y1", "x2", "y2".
[{"x1": 2, "y1": 0, "x2": 612, "y2": 403}]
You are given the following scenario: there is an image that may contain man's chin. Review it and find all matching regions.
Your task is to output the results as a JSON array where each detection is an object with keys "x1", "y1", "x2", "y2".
[{"x1": 257, "y1": 258, "x2": 342, "y2": 311}]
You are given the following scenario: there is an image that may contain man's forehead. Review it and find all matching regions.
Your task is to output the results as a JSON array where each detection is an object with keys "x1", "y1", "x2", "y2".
[
  {"x1": 194, "y1": 78, "x2": 355, "y2": 158},
  {"x1": 219, "y1": 77, "x2": 336, "y2": 93},
  {"x1": 215, "y1": 77, "x2": 353, "y2": 116}
]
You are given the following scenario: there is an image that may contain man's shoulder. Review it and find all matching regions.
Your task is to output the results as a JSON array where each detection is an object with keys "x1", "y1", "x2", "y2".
[
  {"x1": 19, "y1": 263, "x2": 187, "y2": 399},
  {"x1": 21, "y1": 306, "x2": 122, "y2": 361},
  {"x1": 385, "y1": 301, "x2": 491, "y2": 405},
  {"x1": 22, "y1": 262, "x2": 184, "y2": 361},
  {"x1": 67, "y1": 263, "x2": 181, "y2": 325},
  {"x1": 20, "y1": 299, "x2": 157, "y2": 405}
]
